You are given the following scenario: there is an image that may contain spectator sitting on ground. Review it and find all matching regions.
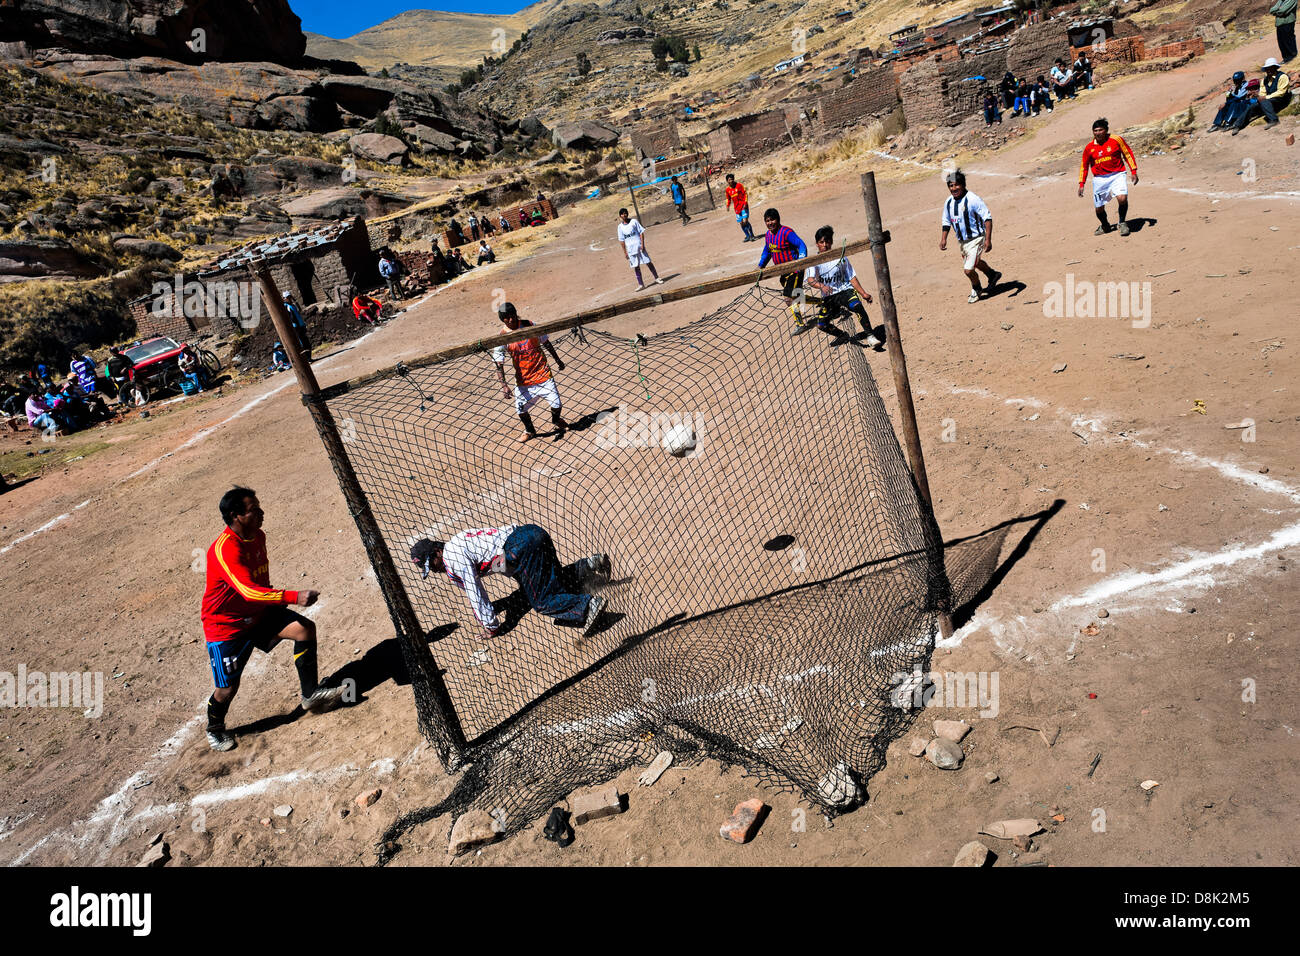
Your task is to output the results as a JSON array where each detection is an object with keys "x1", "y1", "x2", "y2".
[
  {"x1": 1013, "y1": 77, "x2": 1031, "y2": 116},
  {"x1": 69, "y1": 353, "x2": 98, "y2": 394},
  {"x1": 270, "y1": 342, "x2": 291, "y2": 372},
  {"x1": 451, "y1": 248, "x2": 473, "y2": 272},
  {"x1": 480, "y1": 214, "x2": 495, "y2": 238},
  {"x1": 1073, "y1": 51, "x2": 1095, "y2": 90},
  {"x1": 982, "y1": 88, "x2": 1002, "y2": 125},
  {"x1": 26, "y1": 392, "x2": 64, "y2": 433},
  {"x1": 106, "y1": 345, "x2": 133, "y2": 403},
  {"x1": 1034, "y1": 76, "x2": 1055, "y2": 113},
  {"x1": 1051, "y1": 58, "x2": 1076, "y2": 99},
  {"x1": 1232, "y1": 57, "x2": 1292, "y2": 133},
  {"x1": 529, "y1": 207, "x2": 546, "y2": 226},
  {"x1": 498, "y1": 213, "x2": 512, "y2": 233},
  {"x1": 1211, "y1": 71, "x2": 1252, "y2": 130},
  {"x1": 519, "y1": 209, "x2": 530, "y2": 228},
  {"x1": 477, "y1": 239, "x2": 496, "y2": 265},
  {"x1": 352, "y1": 289, "x2": 382, "y2": 325},
  {"x1": 62, "y1": 375, "x2": 109, "y2": 421}
]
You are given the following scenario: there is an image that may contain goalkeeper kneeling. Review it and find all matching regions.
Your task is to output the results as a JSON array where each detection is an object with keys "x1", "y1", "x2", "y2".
[{"x1": 410, "y1": 524, "x2": 610, "y2": 639}]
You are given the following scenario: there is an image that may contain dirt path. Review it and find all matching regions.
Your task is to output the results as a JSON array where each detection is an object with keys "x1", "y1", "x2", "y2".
[{"x1": 3, "y1": 42, "x2": 1297, "y2": 867}]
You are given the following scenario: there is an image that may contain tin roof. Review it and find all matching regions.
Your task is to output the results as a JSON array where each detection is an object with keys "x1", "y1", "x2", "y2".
[{"x1": 200, "y1": 217, "x2": 363, "y2": 275}]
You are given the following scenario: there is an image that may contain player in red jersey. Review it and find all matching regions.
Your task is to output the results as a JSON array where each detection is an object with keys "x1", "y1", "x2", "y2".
[
  {"x1": 200, "y1": 487, "x2": 344, "y2": 751},
  {"x1": 1078, "y1": 117, "x2": 1139, "y2": 236}
]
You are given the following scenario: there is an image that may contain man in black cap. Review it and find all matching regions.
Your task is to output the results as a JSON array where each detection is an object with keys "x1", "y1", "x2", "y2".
[
  {"x1": 410, "y1": 527, "x2": 610, "y2": 639},
  {"x1": 492, "y1": 301, "x2": 568, "y2": 441}
]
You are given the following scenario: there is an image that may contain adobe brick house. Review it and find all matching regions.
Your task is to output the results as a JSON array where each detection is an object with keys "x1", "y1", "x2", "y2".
[
  {"x1": 130, "y1": 217, "x2": 377, "y2": 339},
  {"x1": 817, "y1": 63, "x2": 902, "y2": 129},
  {"x1": 706, "y1": 110, "x2": 789, "y2": 162},
  {"x1": 631, "y1": 120, "x2": 682, "y2": 160}
]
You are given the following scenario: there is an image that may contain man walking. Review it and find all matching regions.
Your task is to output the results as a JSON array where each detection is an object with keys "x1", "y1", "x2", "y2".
[
  {"x1": 670, "y1": 175, "x2": 692, "y2": 225},
  {"x1": 492, "y1": 301, "x2": 568, "y2": 442},
  {"x1": 280, "y1": 292, "x2": 312, "y2": 361},
  {"x1": 410, "y1": 526, "x2": 609, "y2": 639},
  {"x1": 939, "y1": 170, "x2": 1002, "y2": 303},
  {"x1": 1271, "y1": 0, "x2": 1297, "y2": 63},
  {"x1": 724, "y1": 173, "x2": 757, "y2": 241},
  {"x1": 617, "y1": 208, "x2": 663, "y2": 289},
  {"x1": 200, "y1": 488, "x2": 344, "y2": 751},
  {"x1": 1078, "y1": 118, "x2": 1138, "y2": 235}
]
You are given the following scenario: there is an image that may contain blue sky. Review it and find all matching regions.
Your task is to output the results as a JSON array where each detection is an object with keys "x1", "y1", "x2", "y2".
[{"x1": 295, "y1": 1, "x2": 530, "y2": 39}]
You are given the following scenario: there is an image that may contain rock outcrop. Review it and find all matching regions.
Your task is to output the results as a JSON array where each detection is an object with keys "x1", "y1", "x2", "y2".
[{"x1": 0, "y1": 0, "x2": 306, "y2": 63}]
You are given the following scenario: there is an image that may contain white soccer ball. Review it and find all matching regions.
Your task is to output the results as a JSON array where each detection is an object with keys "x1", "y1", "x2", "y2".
[{"x1": 662, "y1": 423, "x2": 696, "y2": 457}]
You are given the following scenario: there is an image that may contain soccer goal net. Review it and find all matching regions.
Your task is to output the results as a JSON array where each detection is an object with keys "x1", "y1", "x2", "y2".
[{"x1": 317, "y1": 284, "x2": 964, "y2": 847}]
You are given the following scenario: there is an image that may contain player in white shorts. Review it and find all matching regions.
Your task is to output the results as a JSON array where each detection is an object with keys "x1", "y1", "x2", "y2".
[
  {"x1": 491, "y1": 302, "x2": 568, "y2": 441},
  {"x1": 939, "y1": 169, "x2": 1003, "y2": 303},
  {"x1": 1078, "y1": 117, "x2": 1138, "y2": 236}
]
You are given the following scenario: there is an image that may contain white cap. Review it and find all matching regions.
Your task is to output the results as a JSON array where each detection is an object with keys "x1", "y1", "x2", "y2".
[{"x1": 1263, "y1": 57, "x2": 1280, "y2": 68}]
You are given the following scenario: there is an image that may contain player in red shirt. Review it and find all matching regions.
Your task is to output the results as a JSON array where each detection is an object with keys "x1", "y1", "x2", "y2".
[
  {"x1": 492, "y1": 301, "x2": 568, "y2": 442},
  {"x1": 1078, "y1": 117, "x2": 1139, "y2": 236},
  {"x1": 200, "y1": 487, "x2": 344, "y2": 751},
  {"x1": 724, "y1": 173, "x2": 757, "y2": 242}
]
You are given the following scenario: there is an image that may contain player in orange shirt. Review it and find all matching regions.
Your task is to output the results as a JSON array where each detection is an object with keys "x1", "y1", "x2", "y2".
[
  {"x1": 1078, "y1": 117, "x2": 1139, "y2": 236},
  {"x1": 724, "y1": 173, "x2": 757, "y2": 242},
  {"x1": 492, "y1": 302, "x2": 569, "y2": 441}
]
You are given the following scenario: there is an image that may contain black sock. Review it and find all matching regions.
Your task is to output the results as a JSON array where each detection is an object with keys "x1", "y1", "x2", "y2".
[
  {"x1": 207, "y1": 694, "x2": 231, "y2": 730},
  {"x1": 293, "y1": 640, "x2": 317, "y2": 697},
  {"x1": 551, "y1": 408, "x2": 566, "y2": 431},
  {"x1": 519, "y1": 412, "x2": 537, "y2": 435}
]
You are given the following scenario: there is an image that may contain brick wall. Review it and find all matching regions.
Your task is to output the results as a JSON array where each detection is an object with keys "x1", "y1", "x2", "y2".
[
  {"x1": 1005, "y1": 20, "x2": 1071, "y2": 80},
  {"x1": 901, "y1": 47, "x2": 1009, "y2": 128},
  {"x1": 1074, "y1": 36, "x2": 1145, "y2": 64},
  {"x1": 1144, "y1": 37, "x2": 1205, "y2": 59},
  {"x1": 133, "y1": 299, "x2": 197, "y2": 341},
  {"x1": 707, "y1": 110, "x2": 789, "y2": 163},
  {"x1": 631, "y1": 120, "x2": 681, "y2": 159},
  {"x1": 817, "y1": 64, "x2": 901, "y2": 128}
]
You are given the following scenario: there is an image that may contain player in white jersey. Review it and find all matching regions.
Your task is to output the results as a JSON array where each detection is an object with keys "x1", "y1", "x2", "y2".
[
  {"x1": 804, "y1": 225, "x2": 882, "y2": 348},
  {"x1": 410, "y1": 525, "x2": 610, "y2": 638}
]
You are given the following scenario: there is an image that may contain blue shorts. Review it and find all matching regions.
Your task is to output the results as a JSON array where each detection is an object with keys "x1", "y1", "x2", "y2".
[
  {"x1": 736, "y1": 207, "x2": 749, "y2": 223},
  {"x1": 206, "y1": 606, "x2": 303, "y2": 688}
]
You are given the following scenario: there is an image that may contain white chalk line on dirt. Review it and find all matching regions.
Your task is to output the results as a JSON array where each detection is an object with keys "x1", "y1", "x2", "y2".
[
  {"x1": 938, "y1": 388, "x2": 1300, "y2": 653},
  {"x1": 0, "y1": 498, "x2": 90, "y2": 555},
  {"x1": 868, "y1": 150, "x2": 1300, "y2": 204}
]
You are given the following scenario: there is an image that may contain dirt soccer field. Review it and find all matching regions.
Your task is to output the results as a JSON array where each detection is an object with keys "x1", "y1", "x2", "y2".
[{"x1": 2, "y1": 36, "x2": 1298, "y2": 867}]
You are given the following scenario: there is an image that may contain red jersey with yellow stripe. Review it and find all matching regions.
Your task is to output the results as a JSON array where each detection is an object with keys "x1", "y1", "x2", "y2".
[
  {"x1": 201, "y1": 528, "x2": 299, "y2": 642},
  {"x1": 1079, "y1": 135, "x2": 1136, "y2": 186}
]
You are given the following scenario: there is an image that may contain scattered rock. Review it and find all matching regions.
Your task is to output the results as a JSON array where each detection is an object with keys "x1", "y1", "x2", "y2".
[
  {"x1": 272, "y1": 804, "x2": 292, "y2": 818},
  {"x1": 138, "y1": 841, "x2": 170, "y2": 867},
  {"x1": 1097, "y1": 608, "x2": 1109, "y2": 618},
  {"x1": 1012, "y1": 833, "x2": 1034, "y2": 852},
  {"x1": 720, "y1": 798, "x2": 769, "y2": 843},
  {"x1": 907, "y1": 737, "x2": 929, "y2": 757},
  {"x1": 984, "y1": 771, "x2": 1000, "y2": 784},
  {"x1": 570, "y1": 784, "x2": 623, "y2": 824},
  {"x1": 448, "y1": 810, "x2": 503, "y2": 855},
  {"x1": 1051, "y1": 363, "x2": 1067, "y2": 373},
  {"x1": 638, "y1": 751, "x2": 673, "y2": 787},
  {"x1": 816, "y1": 761, "x2": 861, "y2": 807},
  {"x1": 933, "y1": 720, "x2": 971, "y2": 743},
  {"x1": 1000, "y1": 322, "x2": 1013, "y2": 331},
  {"x1": 349, "y1": 133, "x2": 410, "y2": 166},
  {"x1": 355, "y1": 788, "x2": 382, "y2": 809},
  {"x1": 925, "y1": 737, "x2": 964, "y2": 770},
  {"x1": 979, "y1": 819, "x2": 1043, "y2": 840},
  {"x1": 953, "y1": 841, "x2": 992, "y2": 867},
  {"x1": 260, "y1": 818, "x2": 271, "y2": 827},
  {"x1": 148, "y1": 832, "x2": 163, "y2": 846}
]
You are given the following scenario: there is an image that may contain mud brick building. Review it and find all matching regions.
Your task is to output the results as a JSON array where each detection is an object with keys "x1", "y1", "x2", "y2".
[
  {"x1": 707, "y1": 110, "x2": 790, "y2": 163},
  {"x1": 816, "y1": 63, "x2": 902, "y2": 129},
  {"x1": 631, "y1": 120, "x2": 682, "y2": 161},
  {"x1": 900, "y1": 47, "x2": 1012, "y2": 128},
  {"x1": 131, "y1": 218, "x2": 377, "y2": 339}
]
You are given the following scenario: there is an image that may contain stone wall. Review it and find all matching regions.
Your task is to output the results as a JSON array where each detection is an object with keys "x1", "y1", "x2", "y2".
[
  {"x1": 708, "y1": 110, "x2": 789, "y2": 162},
  {"x1": 900, "y1": 47, "x2": 1009, "y2": 128},
  {"x1": 1005, "y1": 20, "x2": 1072, "y2": 80},
  {"x1": 817, "y1": 64, "x2": 901, "y2": 129}
]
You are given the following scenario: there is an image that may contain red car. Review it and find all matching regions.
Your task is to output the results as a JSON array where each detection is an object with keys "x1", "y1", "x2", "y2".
[{"x1": 117, "y1": 336, "x2": 220, "y2": 405}]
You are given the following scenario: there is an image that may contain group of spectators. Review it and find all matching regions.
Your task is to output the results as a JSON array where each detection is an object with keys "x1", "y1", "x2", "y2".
[
  {"x1": 982, "y1": 54, "x2": 1094, "y2": 125},
  {"x1": 3, "y1": 355, "x2": 115, "y2": 435},
  {"x1": 1209, "y1": 57, "x2": 1292, "y2": 133}
]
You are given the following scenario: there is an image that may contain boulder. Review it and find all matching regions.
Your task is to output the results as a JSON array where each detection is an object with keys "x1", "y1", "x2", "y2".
[
  {"x1": 0, "y1": 238, "x2": 107, "y2": 281},
  {"x1": 271, "y1": 156, "x2": 347, "y2": 190},
  {"x1": 407, "y1": 124, "x2": 461, "y2": 153},
  {"x1": 349, "y1": 133, "x2": 409, "y2": 166},
  {"x1": 5, "y1": 0, "x2": 305, "y2": 63},
  {"x1": 551, "y1": 119, "x2": 620, "y2": 150},
  {"x1": 255, "y1": 95, "x2": 341, "y2": 132},
  {"x1": 321, "y1": 76, "x2": 400, "y2": 118},
  {"x1": 280, "y1": 186, "x2": 409, "y2": 223},
  {"x1": 113, "y1": 237, "x2": 182, "y2": 260},
  {"x1": 448, "y1": 810, "x2": 503, "y2": 855}
]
